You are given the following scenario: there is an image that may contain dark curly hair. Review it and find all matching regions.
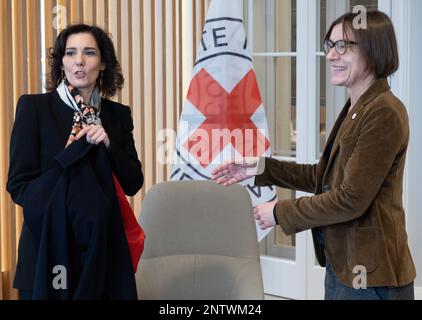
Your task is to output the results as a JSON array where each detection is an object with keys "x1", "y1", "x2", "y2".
[{"x1": 47, "y1": 24, "x2": 124, "y2": 98}]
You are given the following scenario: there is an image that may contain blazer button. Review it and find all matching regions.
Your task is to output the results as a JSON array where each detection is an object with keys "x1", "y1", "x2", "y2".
[{"x1": 322, "y1": 185, "x2": 330, "y2": 193}]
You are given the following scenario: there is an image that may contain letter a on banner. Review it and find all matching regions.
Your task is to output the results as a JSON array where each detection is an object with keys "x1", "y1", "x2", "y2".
[{"x1": 171, "y1": 0, "x2": 277, "y2": 241}]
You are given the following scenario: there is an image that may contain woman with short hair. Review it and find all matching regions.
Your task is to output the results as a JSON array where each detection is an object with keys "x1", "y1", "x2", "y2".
[{"x1": 212, "y1": 10, "x2": 416, "y2": 300}]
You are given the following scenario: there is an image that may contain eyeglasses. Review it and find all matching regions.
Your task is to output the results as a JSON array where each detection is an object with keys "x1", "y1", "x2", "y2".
[{"x1": 323, "y1": 39, "x2": 358, "y2": 55}]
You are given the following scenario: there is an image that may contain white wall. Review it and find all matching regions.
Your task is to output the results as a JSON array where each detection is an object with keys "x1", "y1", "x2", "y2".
[
  {"x1": 390, "y1": 0, "x2": 422, "y2": 293},
  {"x1": 406, "y1": 0, "x2": 422, "y2": 291}
]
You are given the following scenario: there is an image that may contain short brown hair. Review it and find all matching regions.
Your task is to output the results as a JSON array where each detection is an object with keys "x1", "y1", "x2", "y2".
[{"x1": 324, "y1": 10, "x2": 399, "y2": 78}]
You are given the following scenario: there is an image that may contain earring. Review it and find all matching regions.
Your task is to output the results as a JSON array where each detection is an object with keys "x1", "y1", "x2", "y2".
[{"x1": 99, "y1": 71, "x2": 104, "y2": 89}]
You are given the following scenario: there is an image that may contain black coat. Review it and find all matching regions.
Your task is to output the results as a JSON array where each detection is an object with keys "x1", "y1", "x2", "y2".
[
  {"x1": 26, "y1": 140, "x2": 137, "y2": 299},
  {"x1": 6, "y1": 91, "x2": 143, "y2": 292}
]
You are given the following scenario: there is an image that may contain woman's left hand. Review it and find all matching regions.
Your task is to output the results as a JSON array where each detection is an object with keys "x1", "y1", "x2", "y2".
[
  {"x1": 75, "y1": 124, "x2": 110, "y2": 148},
  {"x1": 253, "y1": 200, "x2": 278, "y2": 230}
]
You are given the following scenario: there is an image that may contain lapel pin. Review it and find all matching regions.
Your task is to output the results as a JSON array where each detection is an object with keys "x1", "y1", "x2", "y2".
[{"x1": 352, "y1": 113, "x2": 357, "y2": 120}]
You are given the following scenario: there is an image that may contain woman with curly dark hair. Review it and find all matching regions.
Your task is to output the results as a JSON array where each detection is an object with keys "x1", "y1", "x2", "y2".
[
  {"x1": 47, "y1": 24, "x2": 124, "y2": 99},
  {"x1": 7, "y1": 24, "x2": 144, "y2": 299}
]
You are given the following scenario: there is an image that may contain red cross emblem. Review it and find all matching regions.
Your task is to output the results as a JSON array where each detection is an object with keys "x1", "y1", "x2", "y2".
[{"x1": 184, "y1": 68, "x2": 270, "y2": 168}]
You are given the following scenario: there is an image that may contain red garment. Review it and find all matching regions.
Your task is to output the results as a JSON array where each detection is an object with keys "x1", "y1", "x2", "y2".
[{"x1": 112, "y1": 175, "x2": 145, "y2": 273}]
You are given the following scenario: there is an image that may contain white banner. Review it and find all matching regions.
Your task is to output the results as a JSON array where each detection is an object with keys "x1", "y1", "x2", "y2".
[{"x1": 171, "y1": 0, "x2": 277, "y2": 241}]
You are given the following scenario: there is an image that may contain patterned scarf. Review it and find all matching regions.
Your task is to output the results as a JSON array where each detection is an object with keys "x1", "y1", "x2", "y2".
[{"x1": 57, "y1": 79, "x2": 102, "y2": 147}]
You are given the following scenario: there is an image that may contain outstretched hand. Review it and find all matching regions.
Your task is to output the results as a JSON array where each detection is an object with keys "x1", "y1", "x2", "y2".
[{"x1": 211, "y1": 158, "x2": 259, "y2": 186}]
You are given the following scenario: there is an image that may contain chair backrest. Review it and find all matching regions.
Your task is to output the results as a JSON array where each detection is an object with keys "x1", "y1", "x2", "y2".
[{"x1": 135, "y1": 180, "x2": 264, "y2": 300}]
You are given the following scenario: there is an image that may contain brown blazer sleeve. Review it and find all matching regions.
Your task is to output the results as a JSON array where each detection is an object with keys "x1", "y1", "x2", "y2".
[
  {"x1": 255, "y1": 157, "x2": 318, "y2": 194},
  {"x1": 274, "y1": 103, "x2": 408, "y2": 235}
]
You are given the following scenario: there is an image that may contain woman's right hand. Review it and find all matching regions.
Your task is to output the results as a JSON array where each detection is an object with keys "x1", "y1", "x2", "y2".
[{"x1": 211, "y1": 158, "x2": 259, "y2": 186}]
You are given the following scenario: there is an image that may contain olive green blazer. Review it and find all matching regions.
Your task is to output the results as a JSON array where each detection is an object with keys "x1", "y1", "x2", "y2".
[{"x1": 256, "y1": 78, "x2": 416, "y2": 287}]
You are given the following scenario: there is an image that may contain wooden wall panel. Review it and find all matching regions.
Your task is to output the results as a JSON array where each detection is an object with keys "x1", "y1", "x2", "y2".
[
  {"x1": 165, "y1": 0, "x2": 176, "y2": 179},
  {"x1": 2, "y1": 1, "x2": 56, "y2": 300},
  {"x1": 0, "y1": 0, "x2": 11, "y2": 302},
  {"x1": 130, "y1": 0, "x2": 144, "y2": 215},
  {"x1": 82, "y1": 0, "x2": 95, "y2": 25},
  {"x1": 120, "y1": 0, "x2": 131, "y2": 105},
  {"x1": 155, "y1": 0, "x2": 165, "y2": 184},
  {"x1": 69, "y1": 0, "x2": 82, "y2": 25},
  {"x1": 142, "y1": 0, "x2": 155, "y2": 196},
  {"x1": 11, "y1": 1, "x2": 25, "y2": 264},
  {"x1": 57, "y1": 0, "x2": 69, "y2": 32},
  {"x1": 44, "y1": 0, "x2": 57, "y2": 57},
  {"x1": 27, "y1": 0, "x2": 42, "y2": 94},
  {"x1": 95, "y1": 0, "x2": 107, "y2": 27}
]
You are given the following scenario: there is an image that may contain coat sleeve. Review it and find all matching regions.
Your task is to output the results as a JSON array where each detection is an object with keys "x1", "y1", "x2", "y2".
[
  {"x1": 6, "y1": 95, "x2": 41, "y2": 206},
  {"x1": 107, "y1": 106, "x2": 144, "y2": 196},
  {"x1": 255, "y1": 157, "x2": 318, "y2": 194},
  {"x1": 275, "y1": 105, "x2": 408, "y2": 235}
]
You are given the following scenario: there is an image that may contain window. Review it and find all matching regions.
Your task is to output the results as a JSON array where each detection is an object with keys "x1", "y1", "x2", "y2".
[{"x1": 247, "y1": 0, "x2": 298, "y2": 260}]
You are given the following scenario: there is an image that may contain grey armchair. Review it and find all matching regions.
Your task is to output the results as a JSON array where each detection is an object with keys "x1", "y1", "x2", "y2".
[{"x1": 135, "y1": 180, "x2": 264, "y2": 300}]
